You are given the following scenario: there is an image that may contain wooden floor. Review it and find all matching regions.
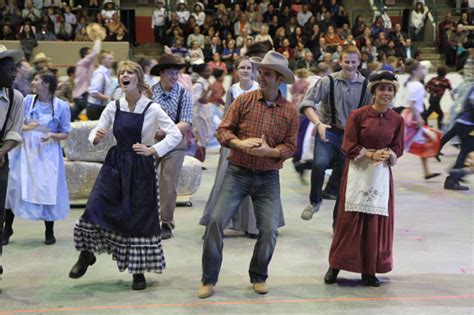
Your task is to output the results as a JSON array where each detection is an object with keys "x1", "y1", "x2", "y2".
[{"x1": 0, "y1": 145, "x2": 473, "y2": 315}]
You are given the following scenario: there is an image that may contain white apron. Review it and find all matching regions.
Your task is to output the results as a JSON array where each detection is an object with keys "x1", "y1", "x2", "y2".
[
  {"x1": 301, "y1": 123, "x2": 315, "y2": 162},
  {"x1": 345, "y1": 157, "x2": 390, "y2": 216},
  {"x1": 20, "y1": 99, "x2": 60, "y2": 205}
]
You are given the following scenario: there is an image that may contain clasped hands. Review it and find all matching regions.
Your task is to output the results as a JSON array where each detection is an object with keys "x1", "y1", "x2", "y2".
[
  {"x1": 24, "y1": 121, "x2": 57, "y2": 142},
  {"x1": 361, "y1": 147, "x2": 396, "y2": 166},
  {"x1": 236, "y1": 135, "x2": 272, "y2": 157}
]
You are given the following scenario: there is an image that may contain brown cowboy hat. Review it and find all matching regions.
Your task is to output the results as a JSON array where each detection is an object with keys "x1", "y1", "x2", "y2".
[
  {"x1": 86, "y1": 23, "x2": 107, "y2": 41},
  {"x1": 150, "y1": 54, "x2": 185, "y2": 75},
  {"x1": 0, "y1": 45, "x2": 23, "y2": 63}
]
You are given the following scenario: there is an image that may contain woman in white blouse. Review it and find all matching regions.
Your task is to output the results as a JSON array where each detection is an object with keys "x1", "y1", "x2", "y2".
[
  {"x1": 176, "y1": 0, "x2": 190, "y2": 26},
  {"x1": 68, "y1": 61, "x2": 181, "y2": 291},
  {"x1": 410, "y1": 2, "x2": 429, "y2": 41},
  {"x1": 192, "y1": 2, "x2": 206, "y2": 27}
]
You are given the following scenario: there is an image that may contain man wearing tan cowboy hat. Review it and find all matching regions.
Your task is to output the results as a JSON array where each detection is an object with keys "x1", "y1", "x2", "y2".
[
  {"x1": 198, "y1": 51, "x2": 299, "y2": 299},
  {"x1": 0, "y1": 45, "x2": 25, "y2": 270},
  {"x1": 32, "y1": 52, "x2": 52, "y2": 75},
  {"x1": 150, "y1": 54, "x2": 193, "y2": 240}
]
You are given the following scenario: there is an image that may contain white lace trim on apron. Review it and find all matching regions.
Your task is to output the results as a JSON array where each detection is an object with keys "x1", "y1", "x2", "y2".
[{"x1": 345, "y1": 157, "x2": 390, "y2": 216}]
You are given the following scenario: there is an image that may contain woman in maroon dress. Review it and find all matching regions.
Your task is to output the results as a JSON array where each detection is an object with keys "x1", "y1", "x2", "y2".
[{"x1": 324, "y1": 71, "x2": 404, "y2": 287}]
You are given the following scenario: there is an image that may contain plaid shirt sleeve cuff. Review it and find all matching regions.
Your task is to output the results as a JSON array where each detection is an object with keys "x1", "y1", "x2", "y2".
[
  {"x1": 217, "y1": 131, "x2": 237, "y2": 147},
  {"x1": 275, "y1": 145, "x2": 294, "y2": 161}
]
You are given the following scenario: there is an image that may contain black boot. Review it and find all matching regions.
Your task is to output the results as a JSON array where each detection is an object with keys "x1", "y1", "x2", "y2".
[
  {"x1": 132, "y1": 273, "x2": 147, "y2": 290},
  {"x1": 444, "y1": 175, "x2": 469, "y2": 191},
  {"x1": 362, "y1": 274, "x2": 380, "y2": 287},
  {"x1": 324, "y1": 268, "x2": 339, "y2": 284},
  {"x1": 161, "y1": 224, "x2": 173, "y2": 240},
  {"x1": 2, "y1": 209, "x2": 14, "y2": 246},
  {"x1": 44, "y1": 221, "x2": 56, "y2": 245},
  {"x1": 69, "y1": 251, "x2": 96, "y2": 279}
]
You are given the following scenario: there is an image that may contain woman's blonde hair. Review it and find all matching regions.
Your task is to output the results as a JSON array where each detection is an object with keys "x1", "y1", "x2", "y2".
[
  {"x1": 118, "y1": 60, "x2": 152, "y2": 97},
  {"x1": 295, "y1": 68, "x2": 310, "y2": 79}
]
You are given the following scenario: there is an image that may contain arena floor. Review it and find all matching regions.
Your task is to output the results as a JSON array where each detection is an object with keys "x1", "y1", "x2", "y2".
[{"x1": 0, "y1": 145, "x2": 473, "y2": 315}]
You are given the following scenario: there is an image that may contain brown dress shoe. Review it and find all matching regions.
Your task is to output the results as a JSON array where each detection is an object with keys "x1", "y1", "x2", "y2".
[
  {"x1": 198, "y1": 284, "x2": 215, "y2": 299},
  {"x1": 252, "y1": 282, "x2": 268, "y2": 294}
]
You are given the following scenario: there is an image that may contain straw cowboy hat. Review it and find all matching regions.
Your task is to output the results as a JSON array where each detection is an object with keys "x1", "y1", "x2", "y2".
[
  {"x1": 150, "y1": 54, "x2": 185, "y2": 75},
  {"x1": 194, "y1": 1, "x2": 204, "y2": 10},
  {"x1": 0, "y1": 45, "x2": 23, "y2": 63},
  {"x1": 32, "y1": 52, "x2": 51, "y2": 64},
  {"x1": 250, "y1": 51, "x2": 295, "y2": 84},
  {"x1": 86, "y1": 23, "x2": 107, "y2": 41}
]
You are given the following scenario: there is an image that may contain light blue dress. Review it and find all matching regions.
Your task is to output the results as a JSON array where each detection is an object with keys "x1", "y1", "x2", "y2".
[{"x1": 6, "y1": 95, "x2": 71, "y2": 221}]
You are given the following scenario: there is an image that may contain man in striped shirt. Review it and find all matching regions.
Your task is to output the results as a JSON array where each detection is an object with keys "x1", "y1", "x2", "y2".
[{"x1": 198, "y1": 51, "x2": 298, "y2": 299}]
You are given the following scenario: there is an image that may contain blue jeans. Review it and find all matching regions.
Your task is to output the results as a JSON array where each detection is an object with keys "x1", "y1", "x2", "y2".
[
  {"x1": 201, "y1": 164, "x2": 280, "y2": 285},
  {"x1": 71, "y1": 93, "x2": 88, "y2": 121},
  {"x1": 153, "y1": 26, "x2": 165, "y2": 43},
  {"x1": 309, "y1": 130, "x2": 345, "y2": 205}
]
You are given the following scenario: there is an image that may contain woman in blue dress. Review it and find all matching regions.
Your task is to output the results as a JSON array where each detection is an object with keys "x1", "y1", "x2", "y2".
[
  {"x1": 68, "y1": 61, "x2": 182, "y2": 290},
  {"x1": 3, "y1": 70, "x2": 71, "y2": 246}
]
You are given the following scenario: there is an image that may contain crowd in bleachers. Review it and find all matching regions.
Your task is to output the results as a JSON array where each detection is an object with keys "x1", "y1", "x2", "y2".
[
  {"x1": 1, "y1": 0, "x2": 473, "y2": 72},
  {"x1": 151, "y1": 0, "x2": 474, "y2": 75},
  {"x1": 0, "y1": 0, "x2": 128, "y2": 62},
  {"x1": 438, "y1": 10, "x2": 473, "y2": 69},
  {"x1": 153, "y1": 1, "x2": 403, "y2": 76}
]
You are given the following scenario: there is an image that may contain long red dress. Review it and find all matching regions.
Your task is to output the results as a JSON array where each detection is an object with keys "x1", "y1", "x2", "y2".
[{"x1": 329, "y1": 105, "x2": 404, "y2": 275}]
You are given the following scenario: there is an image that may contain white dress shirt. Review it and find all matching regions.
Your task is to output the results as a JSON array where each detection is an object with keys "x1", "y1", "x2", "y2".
[{"x1": 152, "y1": 7, "x2": 166, "y2": 28}]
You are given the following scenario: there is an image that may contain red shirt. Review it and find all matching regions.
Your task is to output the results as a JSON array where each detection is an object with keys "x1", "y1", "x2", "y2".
[
  {"x1": 217, "y1": 89, "x2": 299, "y2": 171},
  {"x1": 426, "y1": 77, "x2": 452, "y2": 98}
]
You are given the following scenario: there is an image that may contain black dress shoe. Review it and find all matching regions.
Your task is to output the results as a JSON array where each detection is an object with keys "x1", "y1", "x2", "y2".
[
  {"x1": 132, "y1": 273, "x2": 147, "y2": 290},
  {"x1": 362, "y1": 274, "x2": 380, "y2": 287},
  {"x1": 444, "y1": 181, "x2": 469, "y2": 191},
  {"x1": 161, "y1": 224, "x2": 173, "y2": 240},
  {"x1": 2, "y1": 228, "x2": 13, "y2": 246},
  {"x1": 245, "y1": 232, "x2": 258, "y2": 239},
  {"x1": 45, "y1": 231, "x2": 56, "y2": 245},
  {"x1": 425, "y1": 173, "x2": 441, "y2": 180},
  {"x1": 449, "y1": 169, "x2": 468, "y2": 182},
  {"x1": 69, "y1": 251, "x2": 96, "y2": 279},
  {"x1": 322, "y1": 191, "x2": 338, "y2": 200},
  {"x1": 324, "y1": 268, "x2": 339, "y2": 284}
]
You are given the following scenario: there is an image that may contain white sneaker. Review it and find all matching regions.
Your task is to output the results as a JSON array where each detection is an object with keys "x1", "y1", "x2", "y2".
[{"x1": 300, "y1": 202, "x2": 322, "y2": 220}]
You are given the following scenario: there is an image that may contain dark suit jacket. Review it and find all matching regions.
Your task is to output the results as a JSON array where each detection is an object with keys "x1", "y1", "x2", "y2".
[
  {"x1": 203, "y1": 44, "x2": 223, "y2": 62},
  {"x1": 272, "y1": 0, "x2": 291, "y2": 11},
  {"x1": 296, "y1": 59, "x2": 318, "y2": 70},
  {"x1": 388, "y1": 31, "x2": 409, "y2": 46},
  {"x1": 398, "y1": 46, "x2": 420, "y2": 60}
]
